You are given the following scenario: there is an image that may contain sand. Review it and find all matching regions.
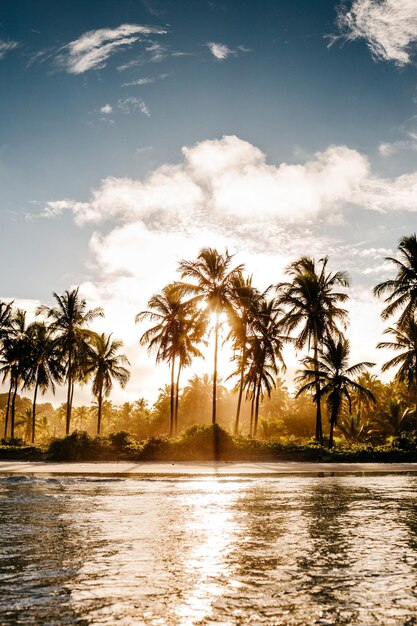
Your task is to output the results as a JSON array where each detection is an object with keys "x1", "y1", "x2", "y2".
[{"x1": 1, "y1": 460, "x2": 417, "y2": 476}]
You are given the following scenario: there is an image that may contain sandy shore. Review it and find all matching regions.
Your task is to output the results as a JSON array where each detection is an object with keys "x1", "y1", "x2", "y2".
[{"x1": 1, "y1": 460, "x2": 417, "y2": 476}]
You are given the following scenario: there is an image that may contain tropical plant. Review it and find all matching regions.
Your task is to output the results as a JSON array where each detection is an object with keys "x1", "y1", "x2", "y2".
[
  {"x1": 37, "y1": 288, "x2": 103, "y2": 435},
  {"x1": 177, "y1": 248, "x2": 244, "y2": 424},
  {"x1": 374, "y1": 233, "x2": 417, "y2": 327},
  {"x1": 276, "y1": 256, "x2": 349, "y2": 443},
  {"x1": 296, "y1": 335, "x2": 375, "y2": 448},
  {"x1": 86, "y1": 332, "x2": 130, "y2": 435}
]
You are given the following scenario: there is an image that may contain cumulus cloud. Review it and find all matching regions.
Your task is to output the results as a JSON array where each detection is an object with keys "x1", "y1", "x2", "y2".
[
  {"x1": 100, "y1": 104, "x2": 113, "y2": 114},
  {"x1": 335, "y1": 0, "x2": 417, "y2": 65},
  {"x1": 206, "y1": 42, "x2": 249, "y2": 60},
  {"x1": 0, "y1": 40, "x2": 20, "y2": 60},
  {"x1": 56, "y1": 24, "x2": 167, "y2": 74}
]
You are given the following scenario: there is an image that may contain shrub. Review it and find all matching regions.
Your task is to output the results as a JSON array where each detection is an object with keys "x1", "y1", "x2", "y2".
[
  {"x1": 48, "y1": 431, "x2": 101, "y2": 461},
  {"x1": 0, "y1": 437, "x2": 25, "y2": 447}
]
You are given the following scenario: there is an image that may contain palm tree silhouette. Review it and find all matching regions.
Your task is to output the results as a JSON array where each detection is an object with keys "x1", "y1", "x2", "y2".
[
  {"x1": 86, "y1": 332, "x2": 130, "y2": 435},
  {"x1": 276, "y1": 256, "x2": 349, "y2": 443},
  {"x1": 37, "y1": 288, "x2": 103, "y2": 435},
  {"x1": 374, "y1": 233, "x2": 417, "y2": 327},
  {"x1": 178, "y1": 248, "x2": 244, "y2": 424},
  {"x1": 296, "y1": 335, "x2": 374, "y2": 448}
]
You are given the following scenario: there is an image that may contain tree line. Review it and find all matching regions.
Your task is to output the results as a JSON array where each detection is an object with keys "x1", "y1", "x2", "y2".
[{"x1": 1, "y1": 234, "x2": 417, "y2": 448}]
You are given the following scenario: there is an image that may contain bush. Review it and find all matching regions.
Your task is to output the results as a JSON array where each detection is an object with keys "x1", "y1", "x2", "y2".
[
  {"x1": 0, "y1": 437, "x2": 25, "y2": 447},
  {"x1": 108, "y1": 431, "x2": 134, "y2": 449},
  {"x1": 48, "y1": 431, "x2": 101, "y2": 461}
]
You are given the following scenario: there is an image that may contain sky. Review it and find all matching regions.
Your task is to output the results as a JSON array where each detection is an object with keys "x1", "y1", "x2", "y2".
[{"x1": 2, "y1": 0, "x2": 417, "y2": 406}]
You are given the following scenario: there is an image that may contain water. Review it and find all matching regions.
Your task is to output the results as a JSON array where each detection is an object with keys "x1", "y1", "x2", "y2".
[{"x1": 1, "y1": 473, "x2": 417, "y2": 625}]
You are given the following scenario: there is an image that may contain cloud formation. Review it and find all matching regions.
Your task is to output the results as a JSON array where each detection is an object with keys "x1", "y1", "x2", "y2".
[
  {"x1": 56, "y1": 24, "x2": 167, "y2": 74},
  {"x1": 335, "y1": 0, "x2": 417, "y2": 65},
  {"x1": 0, "y1": 40, "x2": 20, "y2": 60},
  {"x1": 206, "y1": 42, "x2": 249, "y2": 60},
  {"x1": 117, "y1": 96, "x2": 150, "y2": 116}
]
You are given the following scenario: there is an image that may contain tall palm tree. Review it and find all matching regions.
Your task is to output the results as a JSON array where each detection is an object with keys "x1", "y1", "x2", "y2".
[
  {"x1": 178, "y1": 248, "x2": 244, "y2": 424},
  {"x1": 377, "y1": 317, "x2": 417, "y2": 416},
  {"x1": 374, "y1": 233, "x2": 417, "y2": 327},
  {"x1": 136, "y1": 283, "x2": 196, "y2": 436},
  {"x1": 86, "y1": 332, "x2": 130, "y2": 435},
  {"x1": 23, "y1": 322, "x2": 63, "y2": 443},
  {"x1": 296, "y1": 335, "x2": 374, "y2": 448},
  {"x1": 37, "y1": 288, "x2": 103, "y2": 435},
  {"x1": 276, "y1": 256, "x2": 349, "y2": 443},
  {"x1": 242, "y1": 297, "x2": 286, "y2": 437},
  {"x1": 227, "y1": 274, "x2": 262, "y2": 434}
]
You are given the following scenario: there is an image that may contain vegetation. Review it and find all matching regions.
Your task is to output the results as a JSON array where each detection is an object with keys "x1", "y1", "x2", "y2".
[{"x1": 3, "y1": 235, "x2": 417, "y2": 460}]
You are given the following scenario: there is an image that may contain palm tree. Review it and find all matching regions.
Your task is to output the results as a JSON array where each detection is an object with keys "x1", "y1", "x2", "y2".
[
  {"x1": 37, "y1": 288, "x2": 103, "y2": 435},
  {"x1": 227, "y1": 274, "x2": 262, "y2": 434},
  {"x1": 86, "y1": 333, "x2": 130, "y2": 435},
  {"x1": 23, "y1": 322, "x2": 63, "y2": 443},
  {"x1": 377, "y1": 318, "x2": 417, "y2": 416},
  {"x1": 374, "y1": 233, "x2": 417, "y2": 327},
  {"x1": 137, "y1": 283, "x2": 187, "y2": 436},
  {"x1": 276, "y1": 256, "x2": 349, "y2": 443},
  {"x1": 178, "y1": 248, "x2": 244, "y2": 424},
  {"x1": 296, "y1": 335, "x2": 375, "y2": 448}
]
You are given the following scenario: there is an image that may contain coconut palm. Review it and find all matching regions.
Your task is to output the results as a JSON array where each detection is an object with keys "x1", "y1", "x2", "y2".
[
  {"x1": 377, "y1": 317, "x2": 417, "y2": 416},
  {"x1": 276, "y1": 256, "x2": 349, "y2": 443},
  {"x1": 178, "y1": 248, "x2": 244, "y2": 424},
  {"x1": 136, "y1": 283, "x2": 196, "y2": 436},
  {"x1": 296, "y1": 335, "x2": 375, "y2": 448},
  {"x1": 374, "y1": 233, "x2": 417, "y2": 326},
  {"x1": 22, "y1": 322, "x2": 63, "y2": 443},
  {"x1": 227, "y1": 274, "x2": 262, "y2": 434},
  {"x1": 86, "y1": 333, "x2": 130, "y2": 435},
  {"x1": 37, "y1": 288, "x2": 103, "y2": 435}
]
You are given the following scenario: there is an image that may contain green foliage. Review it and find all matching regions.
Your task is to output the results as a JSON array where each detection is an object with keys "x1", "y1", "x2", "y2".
[
  {"x1": 1, "y1": 436, "x2": 24, "y2": 447},
  {"x1": 108, "y1": 430, "x2": 134, "y2": 448},
  {"x1": 48, "y1": 430, "x2": 101, "y2": 461}
]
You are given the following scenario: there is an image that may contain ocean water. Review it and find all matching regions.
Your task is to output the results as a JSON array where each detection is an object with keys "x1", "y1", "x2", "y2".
[{"x1": 1, "y1": 472, "x2": 417, "y2": 625}]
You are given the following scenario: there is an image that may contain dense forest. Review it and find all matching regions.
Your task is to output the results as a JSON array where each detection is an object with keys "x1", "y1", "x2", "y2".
[{"x1": 2, "y1": 233, "x2": 417, "y2": 452}]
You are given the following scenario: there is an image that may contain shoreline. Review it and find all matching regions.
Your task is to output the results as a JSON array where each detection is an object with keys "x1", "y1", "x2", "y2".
[{"x1": 2, "y1": 460, "x2": 417, "y2": 476}]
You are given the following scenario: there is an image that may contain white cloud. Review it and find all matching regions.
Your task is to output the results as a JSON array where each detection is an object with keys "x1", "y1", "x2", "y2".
[
  {"x1": 206, "y1": 42, "x2": 249, "y2": 60},
  {"x1": 117, "y1": 96, "x2": 150, "y2": 116},
  {"x1": 0, "y1": 40, "x2": 20, "y2": 60},
  {"x1": 122, "y1": 72, "x2": 169, "y2": 87},
  {"x1": 100, "y1": 104, "x2": 113, "y2": 114},
  {"x1": 335, "y1": 0, "x2": 417, "y2": 66},
  {"x1": 56, "y1": 24, "x2": 167, "y2": 74}
]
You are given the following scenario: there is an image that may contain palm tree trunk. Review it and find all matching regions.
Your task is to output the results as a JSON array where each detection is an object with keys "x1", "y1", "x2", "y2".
[
  {"x1": 313, "y1": 338, "x2": 323, "y2": 444},
  {"x1": 169, "y1": 354, "x2": 175, "y2": 437},
  {"x1": 4, "y1": 378, "x2": 13, "y2": 438},
  {"x1": 249, "y1": 393, "x2": 255, "y2": 437},
  {"x1": 11, "y1": 378, "x2": 18, "y2": 439},
  {"x1": 212, "y1": 316, "x2": 219, "y2": 425},
  {"x1": 31, "y1": 375, "x2": 39, "y2": 444},
  {"x1": 66, "y1": 353, "x2": 72, "y2": 436},
  {"x1": 97, "y1": 387, "x2": 103, "y2": 436},
  {"x1": 234, "y1": 346, "x2": 246, "y2": 435},
  {"x1": 175, "y1": 362, "x2": 181, "y2": 437},
  {"x1": 253, "y1": 377, "x2": 262, "y2": 438}
]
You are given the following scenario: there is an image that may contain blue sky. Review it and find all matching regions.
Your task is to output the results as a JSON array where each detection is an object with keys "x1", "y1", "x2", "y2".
[{"x1": 2, "y1": 0, "x2": 417, "y2": 402}]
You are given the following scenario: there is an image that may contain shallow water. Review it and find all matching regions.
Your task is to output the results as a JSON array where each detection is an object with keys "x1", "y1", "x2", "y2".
[{"x1": 1, "y1": 474, "x2": 417, "y2": 625}]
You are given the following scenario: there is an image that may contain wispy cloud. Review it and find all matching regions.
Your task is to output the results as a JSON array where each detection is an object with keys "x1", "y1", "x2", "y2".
[
  {"x1": 206, "y1": 42, "x2": 250, "y2": 60},
  {"x1": 56, "y1": 24, "x2": 167, "y2": 74},
  {"x1": 117, "y1": 96, "x2": 150, "y2": 116},
  {"x1": 100, "y1": 104, "x2": 113, "y2": 114},
  {"x1": 122, "y1": 72, "x2": 169, "y2": 87},
  {"x1": 333, "y1": 0, "x2": 417, "y2": 66},
  {"x1": 0, "y1": 40, "x2": 20, "y2": 60}
]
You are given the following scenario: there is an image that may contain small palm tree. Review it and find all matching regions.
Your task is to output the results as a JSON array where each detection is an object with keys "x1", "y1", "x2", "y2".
[
  {"x1": 178, "y1": 248, "x2": 244, "y2": 424},
  {"x1": 37, "y1": 288, "x2": 103, "y2": 434},
  {"x1": 296, "y1": 336, "x2": 375, "y2": 448},
  {"x1": 276, "y1": 256, "x2": 349, "y2": 443},
  {"x1": 86, "y1": 333, "x2": 130, "y2": 435},
  {"x1": 374, "y1": 233, "x2": 417, "y2": 326}
]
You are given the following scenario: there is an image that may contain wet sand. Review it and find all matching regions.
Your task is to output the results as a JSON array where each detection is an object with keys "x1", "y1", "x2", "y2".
[{"x1": 1, "y1": 460, "x2": 417, "y2": 475}]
